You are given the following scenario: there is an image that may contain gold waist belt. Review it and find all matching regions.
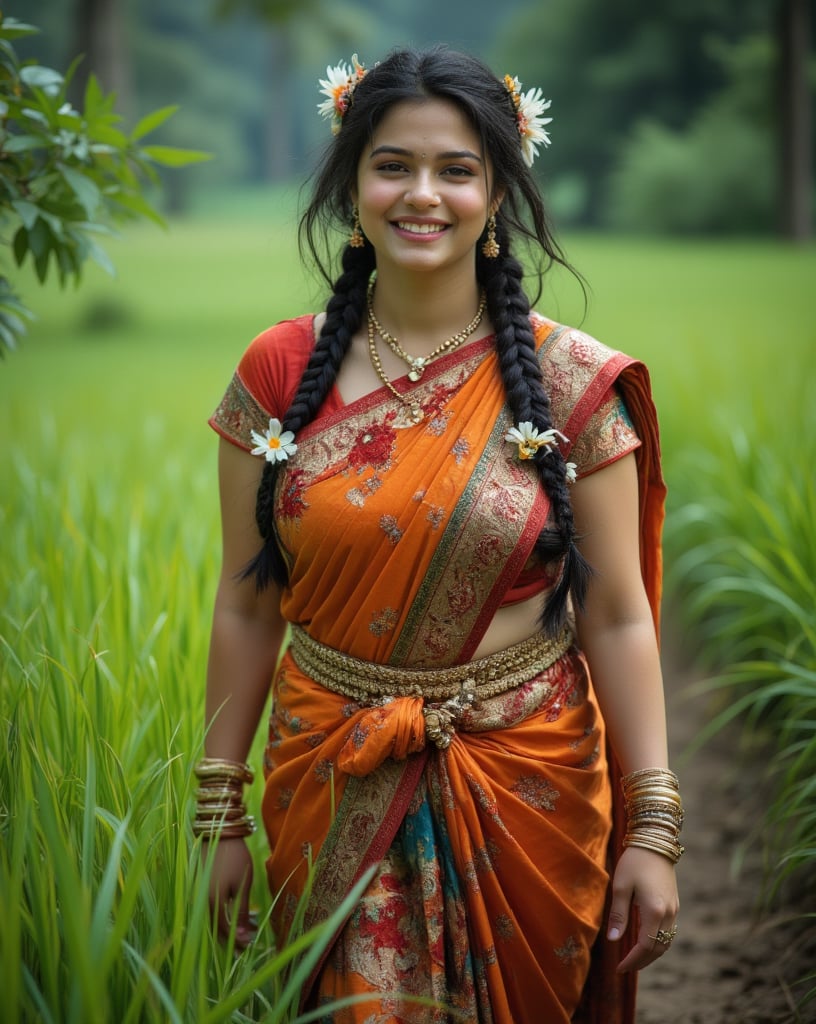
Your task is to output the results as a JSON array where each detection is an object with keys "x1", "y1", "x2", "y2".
[{"x1": 288, "y1": 624, "x2": 574, "y2": 705}]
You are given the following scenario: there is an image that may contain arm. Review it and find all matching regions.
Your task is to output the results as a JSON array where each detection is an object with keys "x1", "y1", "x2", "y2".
[
  {"x1": 202, "y1": 438, "x2": 288, "y2": 944},
  {"x1": 205, "y1": 438, "x2": 287, "y2": 759},
  {"x1": 570, "y1": 452, "x2": 680, "y2": 973}
]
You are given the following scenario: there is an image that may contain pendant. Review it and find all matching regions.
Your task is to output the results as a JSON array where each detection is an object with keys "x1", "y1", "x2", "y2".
[
  {"x1": 408, "y1": 358, "x2": 426, "y2": 382},
  {"x1": 409, "y1": 403, "x2": 424, "y2": 423}
]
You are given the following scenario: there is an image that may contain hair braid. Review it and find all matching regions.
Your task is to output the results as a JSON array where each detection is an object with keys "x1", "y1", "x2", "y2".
[
  {"x1": 481, "y1": 230, "x2": 592, "y2": 635},
  {"x1": 245, "y1": 243, "x2": 375, "y2": 589}
]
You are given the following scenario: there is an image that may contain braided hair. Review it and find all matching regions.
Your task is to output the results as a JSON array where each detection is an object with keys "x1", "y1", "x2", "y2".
[{"x1": 247, "y1": 46, "x2": 590, "y2": 635}]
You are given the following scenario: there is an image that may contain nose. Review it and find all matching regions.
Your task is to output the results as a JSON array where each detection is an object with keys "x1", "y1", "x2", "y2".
[{"x1": 405, "y1": 170, "x2": 440, "y2": 208}]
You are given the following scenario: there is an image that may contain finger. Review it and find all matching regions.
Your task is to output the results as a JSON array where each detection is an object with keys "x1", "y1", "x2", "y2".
[
  {"x1": 617, "y1": 917, "x2": 676, "y2": 973},
  {"x1": 606, "y1": 884, "x2": 632, "y2": 942}
]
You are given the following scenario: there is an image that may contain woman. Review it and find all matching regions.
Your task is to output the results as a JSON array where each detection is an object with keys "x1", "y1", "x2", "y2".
[{"x1": 198, "y1": 47, "x2": 681, "y2": 1024}]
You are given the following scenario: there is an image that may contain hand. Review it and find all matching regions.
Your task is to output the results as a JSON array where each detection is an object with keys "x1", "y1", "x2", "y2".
[
  {"x1": 606, "y1": 846, "x2": 679, "y2": 973},
  {"x1": 203, "y1": 836, "x2": 257, "y2": 948}
]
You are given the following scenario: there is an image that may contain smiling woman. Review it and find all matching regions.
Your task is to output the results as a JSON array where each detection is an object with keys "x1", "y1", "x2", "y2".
[
  {"x1": 353, "y1": 99, "x2": 495, "y2": 284},
  {"x1": 199, "y1": 45, "x2": 679, "y2": 1024}
]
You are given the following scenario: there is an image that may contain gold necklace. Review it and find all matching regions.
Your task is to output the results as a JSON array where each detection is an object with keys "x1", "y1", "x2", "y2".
[
  {"x1": 367, "y1": 317, "x2": 424, "y2": 424},
  {"x1": 367, "y1": 279, "x2": 487, "y2": 382}
]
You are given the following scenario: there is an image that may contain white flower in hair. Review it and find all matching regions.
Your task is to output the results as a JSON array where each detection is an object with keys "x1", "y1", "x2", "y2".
[
  {"x1": 503, "y1": 75, "x2": 553, "y2": 167},
  {"x1": 565, "y1": 461, "x2": 578, "y2": 484},
  {"x1": 317, "y1": 55, "x2": 366, "y2": 134},
  {"x1": 505, "y1": 422, "x2": 569, "y2": 461},
  {"x1": 250, "y1": 418, "x2": 298, "y2": 462}
]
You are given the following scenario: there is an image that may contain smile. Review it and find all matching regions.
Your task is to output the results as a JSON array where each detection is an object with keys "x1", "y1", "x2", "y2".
[{"x1": 394, "y1": 221, "x2": 449, "y2": 235}]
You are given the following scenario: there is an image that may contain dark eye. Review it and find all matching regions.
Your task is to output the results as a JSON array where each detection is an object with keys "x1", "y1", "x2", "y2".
[
  {"x1": 376, "y1": 161, "x2": 407, "y2": 173},
  {"x1": 443, "y1": 165, "x2": 476, "y2": 178}
]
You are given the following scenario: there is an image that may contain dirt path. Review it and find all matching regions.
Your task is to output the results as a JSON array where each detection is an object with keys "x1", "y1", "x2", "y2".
[{"x1": 634, "y1": 654, "x2": 815, "y2": 1024}]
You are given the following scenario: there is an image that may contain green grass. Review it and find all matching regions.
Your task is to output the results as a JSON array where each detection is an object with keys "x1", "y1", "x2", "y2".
[{"x1": 1, "y1": 204, "x2": 815, "y2": 1019}]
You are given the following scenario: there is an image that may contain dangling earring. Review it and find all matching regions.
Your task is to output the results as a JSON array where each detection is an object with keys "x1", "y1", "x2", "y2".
[
  {"x1": 482, "y1": 214, "x2": 500, "y2": 259},
  {"x1": 349, "y1": 206, "x2": 365, "y2": 248}
]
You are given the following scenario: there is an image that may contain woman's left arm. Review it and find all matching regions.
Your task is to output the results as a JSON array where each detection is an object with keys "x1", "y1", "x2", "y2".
[{"x1": 571, "y1": 451, "x2": 680, "y2": 973}]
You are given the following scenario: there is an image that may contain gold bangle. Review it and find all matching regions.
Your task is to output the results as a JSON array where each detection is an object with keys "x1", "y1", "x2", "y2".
[
  {"x1": 194, "y1": 758, "x2": 254, "y2": 785},
  {"x1": 630, "y1": 819, "x2": 679, "y2": 835},
  {"x1": 195, "y1": 786, "x2": 246, "y2": 803},
  {"x1": 194, "y1": 805, "x2": 247, "y2": 822},
  {"x1": 193, "y1": 815, "x2": 256, "y2": 839},
  {"x1": 623, "y1": 835, "x2": 684, "y2": 864},
  {"x1": 622, "y1": 768, "x2": 680, "y2": 789},
  {"x1": 624, "y1": 789, "x2": 680, "y2": 803},
  {"x1": 628, "y1": 809, "x2": 684, "y2": 828}
]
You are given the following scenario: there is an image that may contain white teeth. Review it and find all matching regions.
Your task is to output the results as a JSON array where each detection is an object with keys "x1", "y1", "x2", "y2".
[{"x1": 396, "y1": 221, "x2": 445, "y2": 234}]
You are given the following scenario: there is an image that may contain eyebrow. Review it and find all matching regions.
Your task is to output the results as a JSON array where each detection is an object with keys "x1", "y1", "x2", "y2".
[{"x1": 369, "y1": 145, "x2": 482, "y2": 163}]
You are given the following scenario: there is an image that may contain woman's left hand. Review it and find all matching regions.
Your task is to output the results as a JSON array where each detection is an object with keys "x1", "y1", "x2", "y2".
[{"x1": 606, "y1": 846, "x2": 680, "y2": 973}]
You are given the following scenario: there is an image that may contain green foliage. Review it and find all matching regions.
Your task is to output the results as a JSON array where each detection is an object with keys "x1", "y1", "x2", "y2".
[
  {"x1": 0, "y1": 399, "x2": 390, "y2": 1022},
  {"x1": 0, "y1": 14, "x2": 210, "y2": 355},
  {"x1": 661, "y1": 352, "x2": 816, "y2": 1006},
  {"x1": 494, "y1": 0, "x2": 786, "y2": 231},
  {"x1": 606, "y1": 35, "x2": 777, "y2": 233}
]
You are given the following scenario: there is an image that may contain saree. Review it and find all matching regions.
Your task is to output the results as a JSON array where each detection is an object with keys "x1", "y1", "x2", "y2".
[{"x1": 210, "y1": 314, "x2": 666, "y2": 1023}]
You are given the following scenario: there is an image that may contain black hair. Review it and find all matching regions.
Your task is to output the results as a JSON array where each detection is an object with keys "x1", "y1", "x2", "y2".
[{"x1": 246, "y1": 45, "x2": 590, "y2": 636}]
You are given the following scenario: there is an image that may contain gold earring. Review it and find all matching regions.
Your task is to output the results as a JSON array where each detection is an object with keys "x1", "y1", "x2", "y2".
[
  {"x1": 349, "y1": 206, "x2": 365, "y2": 248},
  {"x1": 482, "y1": 214, "x2": 499, "y2": 259}
]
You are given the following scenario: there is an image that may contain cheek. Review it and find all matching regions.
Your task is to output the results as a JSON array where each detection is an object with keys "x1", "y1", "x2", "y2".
[
  {"x1": 358, "y1": 179, "x2": 400, "y2": 214},
  {"x1": 460, "y1": 190, "x2": 491, "y2": 220}
]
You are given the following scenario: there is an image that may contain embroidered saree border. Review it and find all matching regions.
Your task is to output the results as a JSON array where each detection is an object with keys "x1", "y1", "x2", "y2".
[
  {"x1": 389, "y1": 407, "x2": 548, "y2": 667},
  {"x1": 390, "y1": 321, "x2": 562, "y2": 666},
  {"x1": 301, "y1": 751, "x2": 430, "y2": 1004}
]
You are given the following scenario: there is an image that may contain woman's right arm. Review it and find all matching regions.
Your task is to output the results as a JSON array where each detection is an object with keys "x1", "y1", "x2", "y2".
[{"x1": 202, "y1": 438, "x2": 288, "y2": 945}]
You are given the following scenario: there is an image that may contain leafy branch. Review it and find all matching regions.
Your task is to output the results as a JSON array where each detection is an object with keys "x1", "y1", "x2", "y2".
[{"x1": 0, "y1": 14, "x2": 210, "y2": 356}]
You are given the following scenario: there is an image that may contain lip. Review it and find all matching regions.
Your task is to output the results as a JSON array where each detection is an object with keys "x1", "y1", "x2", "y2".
[{"x1": 390, "y1": 218, "x2": 450, "y2": 241}]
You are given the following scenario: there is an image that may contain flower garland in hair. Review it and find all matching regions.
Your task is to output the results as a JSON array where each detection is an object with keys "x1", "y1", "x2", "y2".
[
  {"x1": 317, "y1": 54, "x2": 366, "y2": 134},
  {"x1": 503, "y1": 74, "x2": 552, "y2": 167},
  {"x1": 505, "y1": 422, "x2": 577, "y2": 482}
]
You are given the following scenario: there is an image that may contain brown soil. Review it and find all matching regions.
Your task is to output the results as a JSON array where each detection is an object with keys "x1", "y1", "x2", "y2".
[{"x1": 634, "y1": 651, "x2": 816, "y2": 1024}]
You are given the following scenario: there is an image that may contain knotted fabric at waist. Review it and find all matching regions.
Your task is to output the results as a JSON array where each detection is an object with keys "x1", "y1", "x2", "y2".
[
  {"x1": 286, "y1": 625, "x2": 574, "y2": 769},
  {"x1": 288, "y1": 624, "x2": 573, "y2": 703}
]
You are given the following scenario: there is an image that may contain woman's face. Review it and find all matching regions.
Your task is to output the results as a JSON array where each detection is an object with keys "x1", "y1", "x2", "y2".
[{"x1": 354, "y1": 98, "x2": 495, "y2": 279}]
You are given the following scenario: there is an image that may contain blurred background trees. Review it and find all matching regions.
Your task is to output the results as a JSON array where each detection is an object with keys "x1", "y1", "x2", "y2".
[
  {"x1": 0, "y1": 13, "x2": 209, "y2": 354},
  {"x1": 7, "y1": 0, "x2": 814, "y2": 235}
]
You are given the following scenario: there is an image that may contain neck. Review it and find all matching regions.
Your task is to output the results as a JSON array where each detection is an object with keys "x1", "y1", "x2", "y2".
[{"x1": 370, "y1": 267, "x2": 485, "y2": 355}]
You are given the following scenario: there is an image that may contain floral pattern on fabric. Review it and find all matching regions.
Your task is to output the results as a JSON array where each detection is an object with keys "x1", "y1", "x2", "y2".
[
  {"x1": 315, "y1": 785, "x2": 477, "y2": 1024},
  {"x1": 568, "y1": 388, "x2": 639, "y2": 478}
]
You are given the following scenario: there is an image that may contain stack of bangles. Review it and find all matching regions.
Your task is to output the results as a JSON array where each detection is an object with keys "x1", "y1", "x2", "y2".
[
  {"x1": 621, "y1": 767, "x2": 685, "y2": 864},
  {"x1": 192, "y1": 757, "x2": 257, "y2": 840}
]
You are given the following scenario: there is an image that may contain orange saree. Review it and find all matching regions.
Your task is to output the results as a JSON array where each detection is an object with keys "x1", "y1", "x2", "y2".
[{"x1": 210, "y1": 314, "x2": 666, "y2": 1024}]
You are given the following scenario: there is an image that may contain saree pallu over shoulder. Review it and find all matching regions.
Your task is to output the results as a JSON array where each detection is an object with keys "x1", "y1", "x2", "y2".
[
  {"x1": 536, "y1": 316, "x2": 665, "y2": 631},
  {"x1": 245, "y1": 315, "x2": 664, "y2": 1024}
]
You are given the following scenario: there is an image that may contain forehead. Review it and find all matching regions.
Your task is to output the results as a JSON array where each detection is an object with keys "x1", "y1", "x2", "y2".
[{"x1": 367, "y1": 98, "x2": 482, "y2": 154}]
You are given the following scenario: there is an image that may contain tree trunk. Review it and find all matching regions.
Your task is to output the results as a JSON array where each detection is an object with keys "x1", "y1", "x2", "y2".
[
  {"x1": 777, "y1": 0, "x2": 812, "y2": 240},
  {"x1": 71, "y1": 0, "x2": 132, "y2": 117},
  {"x1": 262, "y1": 26, "x2": 293, "y2": 181}
]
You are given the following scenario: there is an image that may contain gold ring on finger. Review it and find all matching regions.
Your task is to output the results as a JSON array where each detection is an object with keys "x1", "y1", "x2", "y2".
[{"x1": 648, "y1": 925, "x2": 677, "y2": 946}]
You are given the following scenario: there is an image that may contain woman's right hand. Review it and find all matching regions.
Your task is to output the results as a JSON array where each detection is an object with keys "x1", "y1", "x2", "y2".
[{"x1": 203, "y1": 837, "x2": 257, "y2": 948}]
